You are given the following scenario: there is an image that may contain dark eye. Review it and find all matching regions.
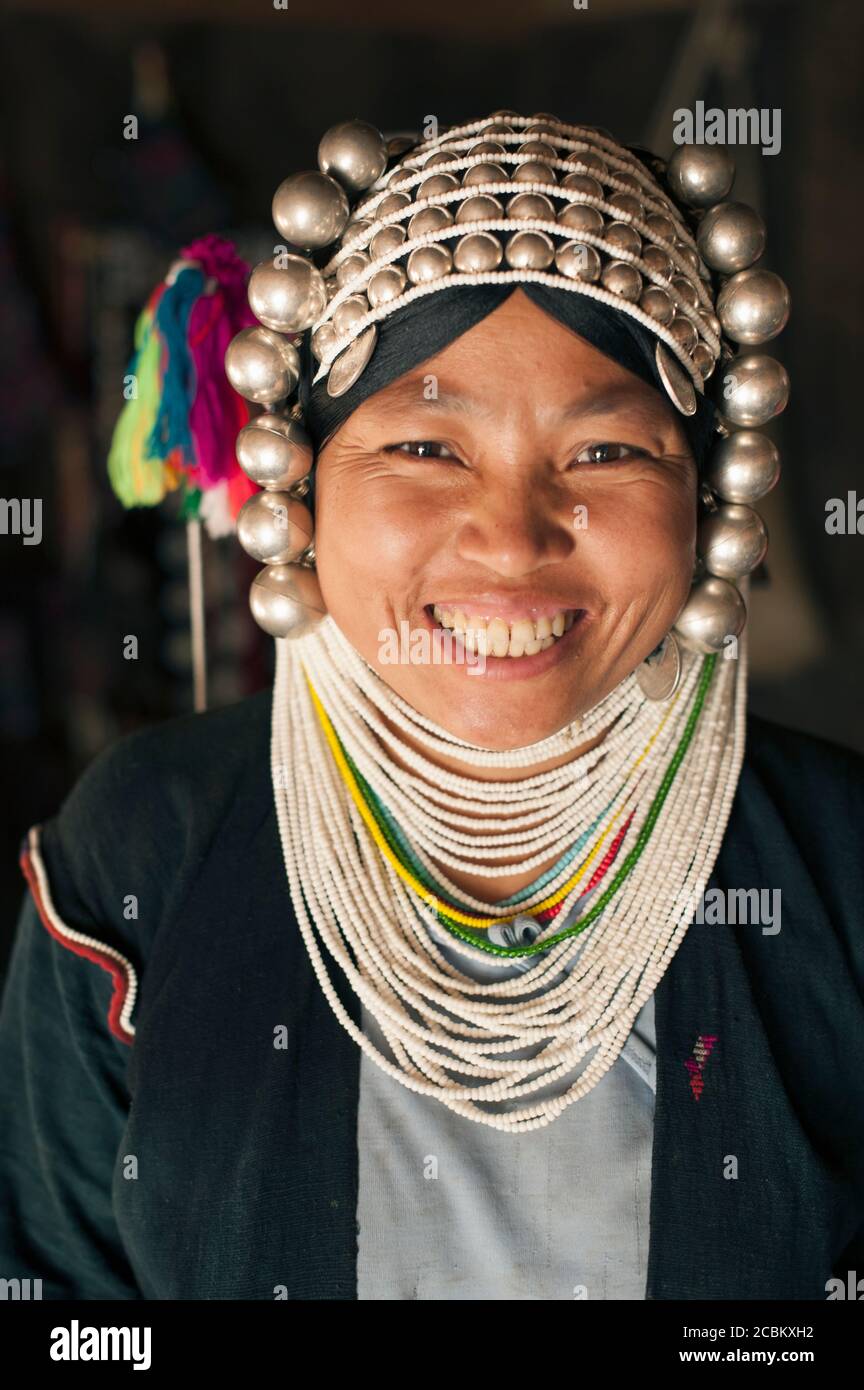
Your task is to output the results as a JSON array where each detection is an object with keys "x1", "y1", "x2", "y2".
[
  {"x1": 385, "y1": 440, "x2": 457, "y2": 460},
  {"x1": 573, "y1": 442, "x2": 649, "y2": 465}
]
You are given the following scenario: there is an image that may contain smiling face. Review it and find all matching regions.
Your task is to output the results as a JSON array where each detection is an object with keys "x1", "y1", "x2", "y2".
[{"x1": 313, "y1": 288, "x2": 698, "y2": 750}]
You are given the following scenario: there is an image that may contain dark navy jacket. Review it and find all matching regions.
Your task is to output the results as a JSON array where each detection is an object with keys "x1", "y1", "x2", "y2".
[{"x1": 1, "y1": 690, "x2": 863, "y2": 1300}]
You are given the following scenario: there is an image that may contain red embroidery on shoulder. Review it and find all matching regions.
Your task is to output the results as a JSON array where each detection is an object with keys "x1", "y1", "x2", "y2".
[
  {"x1": 19, "y1": 825, "x2": 137, "y2": 1045},
  {"x1": 685, "y1": 1034, "x2": 717, "y2": 1101}
]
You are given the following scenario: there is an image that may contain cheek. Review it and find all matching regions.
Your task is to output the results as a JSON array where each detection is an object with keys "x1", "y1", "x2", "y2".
[
  {"x1": 313, "y1": 470, "x2": 438, "y2": 611},
  {"x1": 583, "y1": 479, "x2": 696, "y2": 598}
]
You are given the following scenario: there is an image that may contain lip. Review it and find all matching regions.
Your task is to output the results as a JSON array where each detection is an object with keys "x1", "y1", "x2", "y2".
[{"x1": 418, "y1": 603, "x2": 591, "y2": 682}]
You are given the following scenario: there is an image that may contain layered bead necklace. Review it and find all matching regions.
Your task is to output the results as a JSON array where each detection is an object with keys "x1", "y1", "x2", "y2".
[{"x1": 270, "y1": 616, "x2": 747, "y2": 1132}]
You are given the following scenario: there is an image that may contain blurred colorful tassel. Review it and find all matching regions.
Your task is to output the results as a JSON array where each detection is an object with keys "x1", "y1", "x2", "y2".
[
  {"x1": 106, "y1": 233, "x2": 261, "y2": 538},
  {"x1": 107, "y1": 284, "x2": 175, "y2": 507},
  {"x1": 185, "y1": 235, "x2": 257, "y2": 492},
  {"x1": 149, "y1": 262, "x2": 204, "y2": 468}
]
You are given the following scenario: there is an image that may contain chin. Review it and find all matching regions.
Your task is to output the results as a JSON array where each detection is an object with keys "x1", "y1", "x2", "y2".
[{"x1": 378, "y1": 660, "x2": 590, "y2": 751}]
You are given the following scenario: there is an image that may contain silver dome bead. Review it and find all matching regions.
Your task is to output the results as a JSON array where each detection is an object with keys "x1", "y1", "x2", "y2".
[
  {"x1": 462, "y1": 162, "x2": 507, "y2": 187},
  {"x1": 705, "y1": 430, "x2": 781, "y2": 503},
  {"x1": 311, "y1": 322, "x2": 338, "y2": 362},
  {"x1": 506, "y1": 192, "x2": 556, "y2": 221},
  {"x1": 332, "y1": 293, "x2": 369, "y2": 337},
  {"x1": 674, "y1": 576, "x2": 746, "y2": 653},
  {"x1": 406, "y1": 243, "x2": 453, "y2": 284},
  {"x1": 247, "y1": 255, "x2": 327, "y2": 334},
  {"x1": 224, "y1": 327, "x2": 299, "y2": 405},
  {"x1": 468, "y1": 139, "x2": 506, "y2": 157},
  {"x1": 318, "y1": 120, "x2": 387, "y2": 194},
  {"x1": 454, "y1": 232, "x2": 504, "y2": 273},
  {"x1": 611, "y1": 170, "x2": 643, "y2": 194},
  {"x1": 456, "y1": 194, "x2": 504, "y2": 223},
  {"x1": 418, "y1": 173, "x2": 459, "y2": 199},
  {"x1": 645, "y1": 212, "x2": 677, "y2": 243},
  {"x1": 237, "y1": 493, "x2": 314, "y2": 565},
  {"x1": 697, "y1": 202, "x2": 766, "y2": 273},
  {"x1": 698, "y1": 503, "x2": 768, "y2": 580},
  {"x1": 716, "y1": 268, "x2": 791, "y2": 344},
  {"x1": 513, "y1": 161, "x2": 557, "y2": 184},
  {"x1": 674, "y1": 242, "x2": 701, "y2": 274},
  {"x1": 555, "y1": 241, "x2": 601, "y2": 282},
  {"x1": 670, "y1": 274, "x2": 700, "y2": 310},
  {"x1": 604, "y1": 221, "x2": 641, "y2": 257},
  {"x1": 342, "y1": 217, "x2": 372, "y2": 244},
  {"x1": 377, "y1": 191, "x2": 412, "y2": 218},
  {"x1": 561, "y1": 172, "x2": 603, "y2": 199},
  {"x1": 691, "y1": 342, "x2": 716, "y2": 380},
  {"x1": 642, "y1": 245, "x2": 675, "y2": 278},
  {"x1": 367, "y1": 264, "x2": 407, "y2": 307},
  {"x1": 640, "y1": 286, "x2": 675, "y2": 324},
  {"x1": 385, "y1": 167, "x2": 413, "y2": 190},
  {"x1": 235, "y1": 414, "x2": 313, "y2": 490},
  {"x1": 369, "y1": 225, "x2": 406, "y2": 259},
  {"x1": 607, "y1": 192, "x2": 643, "y2": 221},
  {"x1": 335, "y1": 251, "x2": 371, "y2": 290},
  {"x1": 666, "y1": 145, "x2": 735, "y2": 207},
  {"x1": 249, "y1": 563, "x2": 326, "y2": 639},
  {"x1": 573, "y1": 152, "x2": 607, "y2": 178},
  {"x1": 272, "y1": 171, "x2": 350, "y2": 251},
  {"x1": 721, "y1": 352, "x2": 790, "y2": 427},
  {"x1": 601, "y1": 260, "x2": 643, "y2": 301},
  {"x1": 423, "y1": 150, "x2": 460, "y2": 170},
  {"x1": 557, "y1": 203, "x2": 604, "y2": 234},
  {"x1": 669, "y1": 314, "x2": 698, "y2": 352},
  {"x1": 505, "y1": 230, "x2": 554, "y2": 269},
  {"x1": 408, "y1": 206, "x2": 453, "y2": 239},
  {"x1": 387, "y1": 135, "x2": 416, "y2": 159},
  {"x1": 517, "y1": 139, "x2": 557, "y2": 160}
]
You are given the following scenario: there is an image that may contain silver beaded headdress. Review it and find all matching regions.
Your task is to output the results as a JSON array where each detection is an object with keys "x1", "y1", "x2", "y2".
[{"x1": 225, "y1": 110, "x2": 790, "y2": 675}]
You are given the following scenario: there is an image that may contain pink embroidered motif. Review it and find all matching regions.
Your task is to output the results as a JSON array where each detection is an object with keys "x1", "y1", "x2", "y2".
[{"x1": 685, "y1": 1035, "x2": 717, "y2": 1100}]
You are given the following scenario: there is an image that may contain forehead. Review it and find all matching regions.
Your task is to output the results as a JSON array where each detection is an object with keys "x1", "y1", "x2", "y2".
[
  {"x1": 353, "y1": 291, "x2": 677, "y2": 428},
  {"x1": 356, "y1": 358, "x2": 677, "y2": 436}
]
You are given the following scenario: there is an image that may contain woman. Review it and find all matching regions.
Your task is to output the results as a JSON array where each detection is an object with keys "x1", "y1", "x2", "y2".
[{"x1": 2, "y1": 110, "x2": 863, "y2": 1301}]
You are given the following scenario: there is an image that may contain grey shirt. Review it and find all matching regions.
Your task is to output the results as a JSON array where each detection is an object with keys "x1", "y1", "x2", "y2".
[{"x1": 356, "y1": 905, "x2": 656, "y2": 1300}]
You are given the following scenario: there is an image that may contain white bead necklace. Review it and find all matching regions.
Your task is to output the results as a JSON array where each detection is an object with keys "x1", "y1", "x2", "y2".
[{"x1": 270, "y1": 614, "x2": 747, "y2": 1132}]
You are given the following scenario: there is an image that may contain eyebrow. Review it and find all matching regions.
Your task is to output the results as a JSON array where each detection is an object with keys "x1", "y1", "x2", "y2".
[{"x1": 369, "y1": 378, "x2": 673, "y2": 432}]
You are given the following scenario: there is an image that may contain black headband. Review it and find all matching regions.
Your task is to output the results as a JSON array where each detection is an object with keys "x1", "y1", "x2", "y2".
[{"x1": 298, "y1": 283, "x2": 717, "y2": 478}]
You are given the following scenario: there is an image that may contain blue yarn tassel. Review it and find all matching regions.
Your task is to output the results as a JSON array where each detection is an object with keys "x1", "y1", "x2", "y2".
[{"x1": 146, "y1": 264, "x2": 205, "y2": 467}]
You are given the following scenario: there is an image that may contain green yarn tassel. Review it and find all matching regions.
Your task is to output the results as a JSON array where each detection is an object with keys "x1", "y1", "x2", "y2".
[{"x1": 107, "y1": 292, "x2": 171, "y2": 508}]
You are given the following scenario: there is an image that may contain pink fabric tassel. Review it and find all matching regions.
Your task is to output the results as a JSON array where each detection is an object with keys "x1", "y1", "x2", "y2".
[{"x1": 183, "y1": 235, "x2": 258, "y2": 490}]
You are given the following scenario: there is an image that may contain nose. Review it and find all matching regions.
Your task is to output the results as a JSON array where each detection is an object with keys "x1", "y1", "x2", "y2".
[{"x1": 454, "y1": 475, "x2": 577, "y2": 579}]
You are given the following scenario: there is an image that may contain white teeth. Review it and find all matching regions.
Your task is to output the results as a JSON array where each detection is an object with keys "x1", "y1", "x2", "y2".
[
  {"x1": 432, "y1": 605, "x2": 578, "y2": 658},
  {"x1": 487, "y1": 617, "x2": 511, "y2": 658},
  {"x1": 509, "y1": 619, "x2": 535, "y2": 657}
]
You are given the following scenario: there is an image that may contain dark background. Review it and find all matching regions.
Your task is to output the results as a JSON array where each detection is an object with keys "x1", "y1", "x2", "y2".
[{"x1": 1, "y1": 0, "x2": 862, "y2": 968}]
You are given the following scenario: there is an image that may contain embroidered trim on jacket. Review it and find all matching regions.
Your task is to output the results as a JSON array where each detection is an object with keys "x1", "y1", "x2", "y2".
[{"x1": 19, "y1": 824, "x2": 137, "y2": 1045}]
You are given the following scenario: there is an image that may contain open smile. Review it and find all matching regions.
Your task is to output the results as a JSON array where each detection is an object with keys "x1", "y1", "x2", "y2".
[{"x1": 420, "y1": 601, "x2": 589, "y2": 680}]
